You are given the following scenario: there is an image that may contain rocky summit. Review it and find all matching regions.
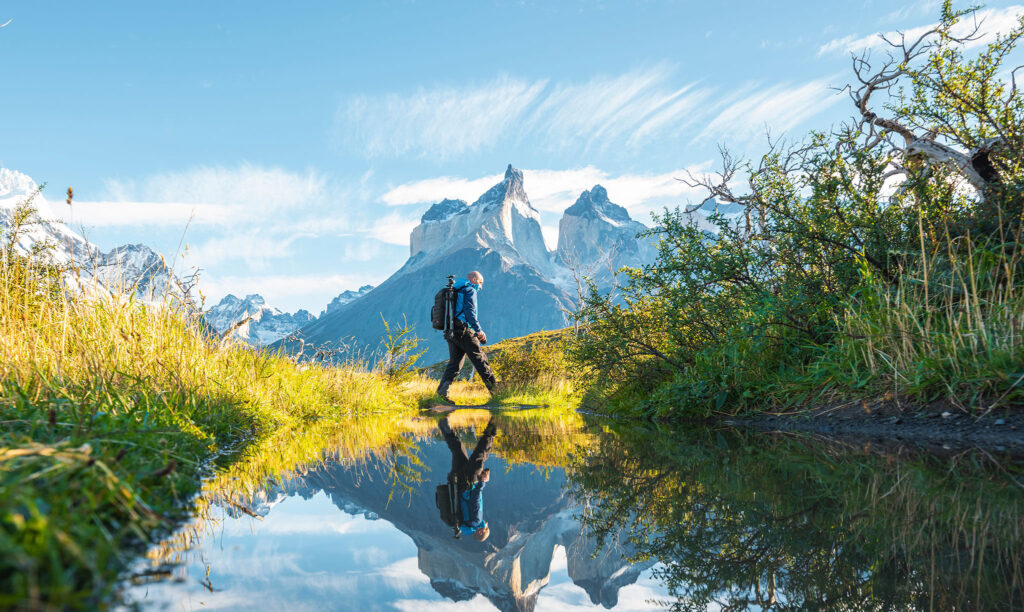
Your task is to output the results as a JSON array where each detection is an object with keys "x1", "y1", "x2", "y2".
[
  {"x1": 276, "y1": 164, "x2": 659, "y2": 364},
  {"x1": 206, "y1": 294, "x2": 316, "y2": 347},
  {"x1": 556, "y1": 185, "x2": 656, "y2": 284},
  {"x1": 206, "y1": 285, "x2": 374, "y2": 347}
]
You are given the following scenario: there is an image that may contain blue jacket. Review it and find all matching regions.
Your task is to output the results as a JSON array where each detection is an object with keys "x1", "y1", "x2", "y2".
[
  {"x1": 458, "y1": 480, "x2": 486, "y2": 534},
  {"x1": 453, "y1": 278, "x2": 483, "y2": 334}
]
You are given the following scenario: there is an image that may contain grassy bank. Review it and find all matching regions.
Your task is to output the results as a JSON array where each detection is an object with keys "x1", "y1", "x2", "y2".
[
  {"x1": 0, "y1": 230, "x2": 427, "y2": 608},
  {"x1": 567, "y1": 6, "x2": 1024, "y2": 420}
]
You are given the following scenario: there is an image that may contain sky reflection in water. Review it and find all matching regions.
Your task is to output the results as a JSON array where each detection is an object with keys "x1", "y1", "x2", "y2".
[
  {"x1": 121, "y1": 411, "x2": 667, "y2": 611},
  {"x1": 120, "y1": 410, "x2": 1024, "y2": 611}
]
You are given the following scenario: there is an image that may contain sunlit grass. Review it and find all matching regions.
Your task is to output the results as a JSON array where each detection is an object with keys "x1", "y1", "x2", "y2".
[{"x1": 0, "y1": 243, "x2": 411, "y2": 608}]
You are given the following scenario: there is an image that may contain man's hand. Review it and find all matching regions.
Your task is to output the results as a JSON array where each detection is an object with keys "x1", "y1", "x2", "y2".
[{"x1": 476, "y1": 331, "x2": 487, "y2": 344}]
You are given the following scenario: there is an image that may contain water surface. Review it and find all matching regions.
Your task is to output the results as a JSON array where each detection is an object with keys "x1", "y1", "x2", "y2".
[{"x1": 120, "y1": 409, "x2": 1024, "y2": 611}]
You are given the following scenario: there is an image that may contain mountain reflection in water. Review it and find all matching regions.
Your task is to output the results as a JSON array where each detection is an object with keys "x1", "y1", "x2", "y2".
[
  {"x1": 120, "y1": 410, "x2": 1024, "y2": 611},
  {"x1": 121, "y1": 410, "x2": 661, "y2": 611}
]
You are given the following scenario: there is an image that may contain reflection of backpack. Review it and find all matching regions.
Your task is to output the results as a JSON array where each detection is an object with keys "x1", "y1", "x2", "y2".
[
  {"x1": 435, "y1": 473, "x2": 462, "y2": 538},
  {"x1": 430, "y1": 276, "x2": 457, "y2": 332}
]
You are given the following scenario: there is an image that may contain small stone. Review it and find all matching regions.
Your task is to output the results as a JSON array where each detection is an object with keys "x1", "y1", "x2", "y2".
[
  {"x1": 995, "y1": 419, "x2": 1006, "y2": 425},
  {"x1": 941, "y1": 411, "x2": 953, "y2": 419}
]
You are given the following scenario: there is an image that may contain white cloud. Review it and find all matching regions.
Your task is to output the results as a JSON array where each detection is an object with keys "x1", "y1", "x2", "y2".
[
  {"x1": 380, "y1": 174, "x2": 502, "y2": 207},
  {"x1": 819, "y1": 5, "x2": 1024, "y2": 56},
  {"x1": 61, "y1": 164, "x2": 330, "y2": 229},
  {"x1": 340, "y1": 66, "x2": 843, "y2": 159},
  {"x1": 57, "y1": 200, "x2": 234, "y2": 227},
  {"x1": 105, "y1": 163, "x2": 326, "y2": 213},
  {"x1": 341, "y1": 75, "x2": 548, "y2": 159},
  {"x1": 366, "y1": 211, "x2": 419, "y2": 247},
  {"x1": 185, "y1": 231, "x2": 307, "y2": 269},
  {"x1": 522, "y1": 65, "x2": 711, "y2": 153},
  {"x1": 697, "y1": 77, "x2": 844, "y2": 144}
]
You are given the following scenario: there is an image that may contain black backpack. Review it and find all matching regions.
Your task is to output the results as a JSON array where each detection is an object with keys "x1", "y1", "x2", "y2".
[
  {"x1": 430, "y1": 275, "x2": 463, "y2": 334},
  {"x1": 435, "y1": 473, "x2": 463, "y2": 538}
]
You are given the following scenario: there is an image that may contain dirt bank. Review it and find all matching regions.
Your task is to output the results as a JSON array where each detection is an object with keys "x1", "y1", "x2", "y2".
[{"x1": 726, "y1": 400, "x2": 1024, "y2": 454}]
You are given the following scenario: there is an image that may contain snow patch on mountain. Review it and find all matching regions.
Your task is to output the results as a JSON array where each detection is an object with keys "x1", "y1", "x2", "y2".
[
  {"x1": 207, "y1": 285, "x2": 374, "y2": 347},
  {"x1": 320, "y1": 284, "x2": 374, "y2": 317},
  {"x1": 206, "y1": 293, "x2": 315, "y2": 346}
]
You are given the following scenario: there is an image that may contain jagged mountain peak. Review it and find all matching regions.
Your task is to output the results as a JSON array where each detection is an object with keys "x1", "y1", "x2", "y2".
[
  {"x1": 565, "y1": 185, "x2": 632, "y2": 225},
  {"x1": 206, "y1": 292, "x2": 314, "y2": 346},
  {"x1": 320, "y1": 284, "x2": 374, "y2": 317},
  {"x1": 421, "y1": 198, "x2": 468, "y2": 223},
  {"x1": 475, "y1": 163, "x2": 530, "y2": 211},
  {"x1": 407, "y1": 164, "x2": 546, "y2": 269}
]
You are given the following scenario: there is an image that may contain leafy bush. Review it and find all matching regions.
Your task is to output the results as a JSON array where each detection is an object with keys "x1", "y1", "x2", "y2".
[{"x1": 570, "y1": 4, "x2": 1024, "y2": 417}]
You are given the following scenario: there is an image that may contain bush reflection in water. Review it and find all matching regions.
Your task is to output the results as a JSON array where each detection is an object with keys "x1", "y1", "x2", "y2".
[{"x1": 571, "y1": 425, "x2": 1024, "y2": 611}]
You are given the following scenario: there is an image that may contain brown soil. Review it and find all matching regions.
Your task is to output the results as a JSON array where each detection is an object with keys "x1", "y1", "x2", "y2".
[{"x1": 727, "y1": 398, "x2": 1024, "y2": 454}]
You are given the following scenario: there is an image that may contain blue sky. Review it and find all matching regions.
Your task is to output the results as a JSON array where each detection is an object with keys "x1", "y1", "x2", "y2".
[{"x1": 2, "y1": 0, "x2": 1021, "y2": 311}]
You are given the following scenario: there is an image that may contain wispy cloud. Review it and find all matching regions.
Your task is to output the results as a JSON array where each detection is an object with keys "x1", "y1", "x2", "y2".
[
  {"x1": 340, "y1": 75, "x2": 547, "y2": 159},
  {"x1": 380, "y1": 174, "x2": 502, "y2": 207},
  {"x1": 338, "y1": 66, "x2": 835, "y2": 159},
  {"x1": 697, "y1": 77, "x2": 844, "y2": 143},
  {"x1": 819, "y1": 5, "x2": 1024, "y2": 56}
]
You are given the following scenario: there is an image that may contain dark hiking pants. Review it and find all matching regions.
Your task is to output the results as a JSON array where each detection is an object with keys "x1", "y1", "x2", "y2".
[
  {"x1": 441, "y1": 418, "x2": 497, "y2": 488},
  {"x1": 437, "y1": 324, "x2": 497, "y2": 397}
]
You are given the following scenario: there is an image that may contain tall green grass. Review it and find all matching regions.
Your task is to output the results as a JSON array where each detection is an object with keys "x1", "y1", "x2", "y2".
[
  {"x1": 0, "y1": 210, "x2": 414, "y2": 608},
  {"x1": 823, "y1": 233, "x2": 1024, "y2": 410}
]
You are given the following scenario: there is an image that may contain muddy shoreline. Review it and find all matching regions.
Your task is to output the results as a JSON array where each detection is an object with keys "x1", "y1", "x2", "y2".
[{"x1": 725, "y1": 400, "x2": 1024, "y2": 454}]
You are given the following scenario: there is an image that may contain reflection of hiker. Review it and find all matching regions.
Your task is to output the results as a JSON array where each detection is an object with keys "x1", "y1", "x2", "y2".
[
  {"x1": 438, "y1": 417, "x2": 496, "y2": 541},
  {"x1": 436, "y1": 271, "x2": 498, "y2": 405}
]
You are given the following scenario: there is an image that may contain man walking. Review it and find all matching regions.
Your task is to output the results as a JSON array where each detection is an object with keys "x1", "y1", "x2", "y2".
[{"x1": 436, "y1": 271, "x2": 497, "y2": 404}]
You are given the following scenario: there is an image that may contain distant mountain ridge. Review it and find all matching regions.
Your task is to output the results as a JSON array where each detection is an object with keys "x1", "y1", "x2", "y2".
[
  {"x1": 0, "y1": 168, "x2": 197, "y2": 307},
  {"x1": 276, "y1": 164, "x2": 659, "y2": 364},
  {"x1": 206, "y1": 285, "x2": 374, "y2": 347}
]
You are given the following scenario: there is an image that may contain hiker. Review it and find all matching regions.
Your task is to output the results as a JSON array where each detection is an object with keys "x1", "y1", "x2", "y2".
[
  {"x1": 439, "y1": 416, "x2": 496, "y2": 541},
  {"x1": 436, "y1": 271, "x2": 497, "y2": 404}
]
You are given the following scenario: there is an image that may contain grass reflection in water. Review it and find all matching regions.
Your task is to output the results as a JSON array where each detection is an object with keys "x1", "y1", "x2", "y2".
[{"x1": 571, "y1": 424, "x2": 1024, "y2": 611}]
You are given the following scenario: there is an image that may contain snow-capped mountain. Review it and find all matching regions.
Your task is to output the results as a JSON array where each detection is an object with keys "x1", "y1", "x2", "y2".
[
  {"x1": 320, "y1": 284, "x2": 373, "y2": 317},
  {"x1": 0, "y1": 168, "x2": 94, "y2": 264},
  {"x1": 0, "y1": 168, "x2": 196, "y2": 307},
  {"x1": 206, "y1": 293, "x2": 316, "y2": 346},
  {"x1": 88, "y1": 243, "x2": 197, "y2": 305},
  {"x1": 276, "y1": 164, "x2": 657, "y2": 364},
  {"x1": 207, "y1": 285, "x2": 375, "y2": 347},
  {"x1": 408, "y1": 165, "x2": 550, "y2": 272},
  {"x1": 556, "y1": 185, "x2": 656, "y2": 282}
]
